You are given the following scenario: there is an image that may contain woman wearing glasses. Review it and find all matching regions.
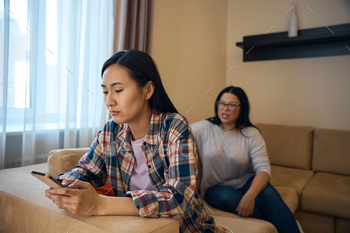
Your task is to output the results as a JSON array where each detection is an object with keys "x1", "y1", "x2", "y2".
[{"x1": 190, "y1": 86, "x2": 301, "y2": 233}]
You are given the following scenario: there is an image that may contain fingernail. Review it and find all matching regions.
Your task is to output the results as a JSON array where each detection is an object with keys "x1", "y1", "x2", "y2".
[{"x1": 62, "y1": 180, "x2": 66, "y2": 185}]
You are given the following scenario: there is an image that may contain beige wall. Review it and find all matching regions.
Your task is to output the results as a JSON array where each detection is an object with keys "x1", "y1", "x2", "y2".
[
  {"x1": 152, "y1": 0, "x2": 350, "y2": 130},
  {"x1": 227, "y1": 0, "x2": 350, "y2": 130},
  {"x1": 152, "y1": 0, "x2": 227, "y2": 124}
]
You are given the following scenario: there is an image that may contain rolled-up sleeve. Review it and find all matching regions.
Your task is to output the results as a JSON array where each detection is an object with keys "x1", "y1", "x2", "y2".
[
  {"x1": 126, "y1": 116, "x2": 198, "y2": 219},
  {"x1": 57, "y1": 130, "x2": 108, "y2": 187},
  {"x1": 249, "y1": 129, "x2": 271, "y2": 177}
]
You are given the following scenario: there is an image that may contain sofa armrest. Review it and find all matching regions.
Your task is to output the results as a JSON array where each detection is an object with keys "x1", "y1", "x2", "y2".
[
  {"x1": 0, "y1": 163, "x2": 179, "y2": 233},
  {"x1": 47, "y1": 148, "x2": 89, "y2": 178}
]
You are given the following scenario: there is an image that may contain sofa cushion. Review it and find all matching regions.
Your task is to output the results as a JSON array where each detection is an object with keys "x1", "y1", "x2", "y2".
[
  {"x1": 301, "y1": 172, "x2": 350, "y2": 219},
  {"x1": 48, "y1": 148, "x2": 89, "y2": 178},
  {"x1": 335, "y1": 217, "x2": 350, "y2": 233},
  {"x1": 313, "y1": 128, "x2": 350, "y2": 176},
  {"x1": 275, "y1": 187, "x2": 298, "y2": 214},
  {"x1": 294, "y1": 211, "x2": 335, "y2": 233},
  {"x1": 256, "y1": 123, "x2": 314, "y2": 170},
  {"x1": 214, "y1": 216, "x2": 277, "y2": 233},
  {"x1": 0, "y1": 163, "x2": 179, "y2": 233},
  {"x1": 199, "y1": 198, "x2": 277, "y2": 233},
  {"x1": 200, "y1": 188, "x2": 303, "y2": 232},
  {"x1": 269, "y1": 165, "x2": 314, "y2": 199}
]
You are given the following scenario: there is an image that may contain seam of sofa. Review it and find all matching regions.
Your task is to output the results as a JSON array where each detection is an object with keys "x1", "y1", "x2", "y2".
[
  {"x1": 299, "y1": 172, "x2": 317, "y2": 211},
  {"x1": 308, "y1": 129, "x2": 314, "y2": 171},
  {"x1": 311, "y1": 168, "x2": 350, "y2": 177}
]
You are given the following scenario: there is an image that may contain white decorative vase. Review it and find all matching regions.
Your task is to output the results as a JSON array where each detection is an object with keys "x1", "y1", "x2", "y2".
[{"x1": 288, "y1": 2, "x2": 298, "y2": 37}]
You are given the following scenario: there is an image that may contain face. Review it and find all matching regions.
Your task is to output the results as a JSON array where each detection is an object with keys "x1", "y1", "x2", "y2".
[
  {"x1": 217, "y1": 92, "x2": 241, "y2": 126},
  {"x1": 101, "y1": 64, "x2": 152, "y2": 124}
]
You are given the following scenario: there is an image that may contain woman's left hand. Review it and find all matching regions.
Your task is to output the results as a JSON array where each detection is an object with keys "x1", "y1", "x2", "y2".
[
  {"x1": 236, "y1": 192, "x2": 255, "y2": 217},
  {"x1": 45, "y1": 180, "x2": 101, "y2": 215}
]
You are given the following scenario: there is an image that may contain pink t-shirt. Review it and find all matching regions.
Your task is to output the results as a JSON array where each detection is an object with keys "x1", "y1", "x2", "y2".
[{"x1": 129, "y1": 135, "x2": 156, "y2": 191}]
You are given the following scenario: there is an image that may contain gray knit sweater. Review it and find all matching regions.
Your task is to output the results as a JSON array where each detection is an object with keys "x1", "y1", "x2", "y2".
[{"x1": 190, "y1": 120, "x2": 271, "y2": 198}]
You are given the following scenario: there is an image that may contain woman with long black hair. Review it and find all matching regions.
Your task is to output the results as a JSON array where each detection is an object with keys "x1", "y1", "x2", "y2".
[
  {"x1": 45, "y1": 50, "x2": 227, "y2": 233},
  {"x1": 191, "y1": 86, "x2": 301, "y2": 233}
]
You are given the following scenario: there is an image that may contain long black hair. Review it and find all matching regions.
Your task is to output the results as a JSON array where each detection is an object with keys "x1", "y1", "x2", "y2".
[
  {"x1": 101, "y1": 50, "x2": 177, "y2": 113},
  {"x1": 207, "y1": 86, "x2": 259, "y2": 135}
]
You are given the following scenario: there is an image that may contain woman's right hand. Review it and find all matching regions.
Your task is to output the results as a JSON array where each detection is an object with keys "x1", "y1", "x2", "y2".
[
  {"x1": 45, "y1": 179, "x2": 75, "y2": 200},
  {"x1": 236, "y1": 192, "x2": 255, "y2": 217}
]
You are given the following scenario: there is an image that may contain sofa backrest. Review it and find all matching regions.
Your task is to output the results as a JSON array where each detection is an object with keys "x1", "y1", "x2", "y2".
[
  {"x1": 255, "y1": 123, "x2": 314, "y2": 170},
  {"x1": 313, "y1": 128, "x2": 350, "y2": 176}
]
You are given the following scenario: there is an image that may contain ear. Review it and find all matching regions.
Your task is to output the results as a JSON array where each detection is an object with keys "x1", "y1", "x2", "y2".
[{"x1": 144, "y1": 81, "x2": 155, "y2": 100}]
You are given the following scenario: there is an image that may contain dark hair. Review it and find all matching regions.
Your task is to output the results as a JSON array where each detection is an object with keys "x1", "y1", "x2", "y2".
[
  {"x1": 206, "y1": 86, "x2": 259, "y2": 135},
  {"x1": 101, "y1": 50, "x2": 177, "y2": 113}
]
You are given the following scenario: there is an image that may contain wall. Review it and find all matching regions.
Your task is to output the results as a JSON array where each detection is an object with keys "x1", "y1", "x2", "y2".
[
  {"x1": 227, "y1": 0, "x2": 350, "y2": 130},
  {"x1": 152, "y1": 0, "x2": 227, "y2": 124}
]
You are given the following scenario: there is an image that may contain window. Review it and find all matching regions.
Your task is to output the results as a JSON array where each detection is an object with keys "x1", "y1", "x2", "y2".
[{"x1": 1, "y1": 0, "x2": 113, "y2": 133}]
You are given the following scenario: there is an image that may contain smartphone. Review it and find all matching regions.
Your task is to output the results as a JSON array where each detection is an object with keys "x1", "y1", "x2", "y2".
[{"x1": 31, "y1": 170, "x2": 64, "y2": 188}]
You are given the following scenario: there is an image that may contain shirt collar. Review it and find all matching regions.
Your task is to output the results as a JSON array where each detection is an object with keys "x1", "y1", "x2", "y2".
[
  {"x1": 144, "y1": 109, "x2": 163, "y2": 145},
  {"x1": 112, "y1": 110, "x2": 164, "y2": 148}
]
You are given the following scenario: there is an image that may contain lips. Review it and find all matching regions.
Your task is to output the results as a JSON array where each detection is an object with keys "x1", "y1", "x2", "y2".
[
  {"x1": 221, "y1": 113, "x2": 229, "y2": 119},
  {"x1": 110, "y1": 111, "x2": 120, "y2": 116}
]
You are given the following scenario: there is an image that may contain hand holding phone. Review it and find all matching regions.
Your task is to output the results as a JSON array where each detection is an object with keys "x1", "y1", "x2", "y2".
[
  {"x1": 31, "y1": 170, "x2": 64, "y2": 188},
  {"x1": 61, "y1": 179, "x2": 75, "y2": 187}
]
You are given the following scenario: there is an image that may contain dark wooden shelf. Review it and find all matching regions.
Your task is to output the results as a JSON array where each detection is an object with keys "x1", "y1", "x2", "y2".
[{"x1": 236, "y1": 23, "x2": 350, "y2": 62}]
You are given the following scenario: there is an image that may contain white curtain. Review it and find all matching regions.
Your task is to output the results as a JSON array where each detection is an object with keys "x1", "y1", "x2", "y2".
[{"x1": 0, "y1": 0, "x2": 114, "y2": 169}]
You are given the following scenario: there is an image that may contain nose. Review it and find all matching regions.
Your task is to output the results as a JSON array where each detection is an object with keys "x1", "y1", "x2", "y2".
[
  {"x1": 222, "y1": 105, "x2": 230, "y2": 111},
  {"x1": 105, "y1": 92, "x2": 116, "y2": 108}
]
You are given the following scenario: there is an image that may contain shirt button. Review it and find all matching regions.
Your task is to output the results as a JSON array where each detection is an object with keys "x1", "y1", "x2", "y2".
[{"x1": 148, "y1": 165, "x2": 152, "y2": 169}]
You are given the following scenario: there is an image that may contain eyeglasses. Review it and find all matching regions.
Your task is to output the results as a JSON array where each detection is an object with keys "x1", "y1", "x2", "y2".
[{"x1": 216, "y1": 101, "x2": 241, "y2": 111}]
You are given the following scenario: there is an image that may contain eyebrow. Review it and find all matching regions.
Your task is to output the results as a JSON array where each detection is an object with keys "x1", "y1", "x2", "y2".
[
  {"x1": 101, "y1": 82, "x2": 124, "y2": 88},
  {"x1": 219, "y1": 100, "x2": 238, "y2": 104}
]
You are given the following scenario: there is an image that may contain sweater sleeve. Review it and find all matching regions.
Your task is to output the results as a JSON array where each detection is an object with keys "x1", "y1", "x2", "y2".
[
  {"x1": 248, "y1": 128, "x2": 271, "y2": 177},
  {"x1": 190, "y1": 120, "x2": 210, "y2": 152},
  {"x1": 190, "y1": 120, "x2": 206, "y2": 144}
]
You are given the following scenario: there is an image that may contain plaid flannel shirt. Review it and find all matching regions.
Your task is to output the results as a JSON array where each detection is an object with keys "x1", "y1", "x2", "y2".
[{"x1": 58, "y1": 110, "x2": 227, "y2": 233}]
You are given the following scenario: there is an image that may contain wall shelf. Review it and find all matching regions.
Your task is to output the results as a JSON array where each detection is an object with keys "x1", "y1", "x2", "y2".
[{"x1": 236, "y1": 23, "x2": 350, "y2": 62}]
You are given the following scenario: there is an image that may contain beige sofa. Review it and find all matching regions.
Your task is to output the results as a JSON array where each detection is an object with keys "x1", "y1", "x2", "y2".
[
  {"x1": 0, "y1": 123, "x2": 349, "y2": 232},
  {"x1": 256, "y1": 124, "x2": 350, "y2": 233}
]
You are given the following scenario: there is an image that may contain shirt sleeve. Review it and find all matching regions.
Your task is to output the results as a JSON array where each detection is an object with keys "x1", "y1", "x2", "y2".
[
  {"x1": 249, "y1": 128, "x2": 271, "y2": 177},
  {"x1": 56, "y1": 130, "x2": 108, "y2": 187},
  {"x1": 126, "y1": 115, "x2": 199, "y2": 219}
]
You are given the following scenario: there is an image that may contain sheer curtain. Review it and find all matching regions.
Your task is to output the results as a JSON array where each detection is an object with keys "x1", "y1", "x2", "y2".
[{"x1": 0, "y1": 0, "x2": 114, "y2": 169}]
